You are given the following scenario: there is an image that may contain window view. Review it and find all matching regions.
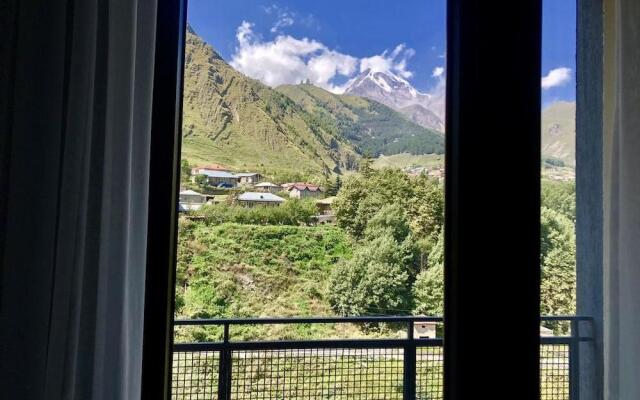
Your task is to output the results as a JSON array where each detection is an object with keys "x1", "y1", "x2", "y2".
[
  {"x1": 539, "y1": 1, "x2": 579, "y2": 399},
  {"x1": 540, "y1": 0, "x2": 577, "y2": 330},
  {"x1": 176, "y1": 0, "x2": 446, "y2": 332},
  {"x1": 171, "y1": 1, "x2": 579, "y2": 399}
]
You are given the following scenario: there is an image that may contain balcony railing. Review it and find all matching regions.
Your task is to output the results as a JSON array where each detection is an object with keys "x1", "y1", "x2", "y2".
[{"x1": 171, "y1": 316, "x2": 592, "y2": 400}]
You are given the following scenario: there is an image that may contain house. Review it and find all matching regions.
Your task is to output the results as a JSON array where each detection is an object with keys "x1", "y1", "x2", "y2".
[
  {"x1": 315, "y1": 196, "x2": 336, "y2": 224},
  {"x1": 178, "y1": 189, "x2": 206, "y2": 211},
  {"x1": 254, "y1": 182, "x2": 282, "y2": 193},
  {"x1": 195, "y1": 170, "x2": 240, "y2": 188},
  {"x1": 236, "y1": 172, "x2": 262, "y2": 185},
  {"x1": 285, "y1": 183, "x2": 323, "y2": 199},
  {"x1": 237, "y1": 192, "x2": 286, "y2": 207}
]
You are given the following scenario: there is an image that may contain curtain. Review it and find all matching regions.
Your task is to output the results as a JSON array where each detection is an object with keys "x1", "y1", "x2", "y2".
[
  {"x1": 0, "y1": 1, "x2": 157, "y2": 399},
  {"x1": 604, "y1": 0, "x2": 640, "y2": 399}
]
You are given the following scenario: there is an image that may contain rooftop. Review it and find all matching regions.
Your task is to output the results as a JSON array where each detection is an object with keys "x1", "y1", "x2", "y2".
[
  {"x1": 238, "y1": 192, "x2": 286, "y2": 203},
  {"x1": 199, "y1": 170, "x2": 239, "y2": 178},
  {"x1": 285, "y1": 182, "x2": 322, "y2": 192},
  {"x1": 255, "y1": 182, "x2": 280, "y2": 187}
]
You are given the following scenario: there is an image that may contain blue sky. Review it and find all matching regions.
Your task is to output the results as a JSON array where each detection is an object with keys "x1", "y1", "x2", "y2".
[{"x1": 187, "y1": 0, "x2": 575, "y2": 104}]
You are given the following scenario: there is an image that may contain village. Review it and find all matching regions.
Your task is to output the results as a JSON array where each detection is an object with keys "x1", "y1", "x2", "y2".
[{"x1": 178, "y1": 164, "x2": 336, "y2": 223}]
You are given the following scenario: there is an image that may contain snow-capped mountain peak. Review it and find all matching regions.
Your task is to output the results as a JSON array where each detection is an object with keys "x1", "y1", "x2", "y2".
[
  {"x1": 344, "y1": 69, "x2": 444, "y2": 132},
  {"x1": 349, "y1": 68, "x2": 425, "y2": 98}
]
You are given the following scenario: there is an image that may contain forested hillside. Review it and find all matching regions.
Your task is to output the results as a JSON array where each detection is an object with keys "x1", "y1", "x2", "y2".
[{"x1": 277, "y1": 84, "x2": 444, "y2": 156}]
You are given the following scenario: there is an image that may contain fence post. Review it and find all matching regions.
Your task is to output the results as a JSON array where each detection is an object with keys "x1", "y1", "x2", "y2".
[
  {"x1": 570, "y1": 319, "x2": 581, "y2": 400},
  {"x1": 404, "y1": 321, "x2": 416, "y2": 400},
  {"x1": 218, "y1": 323, "x2": 232, "y2": 400}
]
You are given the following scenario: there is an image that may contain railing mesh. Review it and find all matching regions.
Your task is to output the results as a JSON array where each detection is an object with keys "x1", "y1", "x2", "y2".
[
  {"x1": 416, "y1": 347, "x2": 444, "y2": 400},
  {"x1": 540, "y1": 344, "x2": 570, "y2": 400},
  {"x1": 171, "y1": 344, "x2": 572, "y2": 399},
  {"x1": 172, "y1": 350, "x2": 220, "y2": 400},
  {"x1": 232, "y1": 348, "x2": 404, "y2": 399}
]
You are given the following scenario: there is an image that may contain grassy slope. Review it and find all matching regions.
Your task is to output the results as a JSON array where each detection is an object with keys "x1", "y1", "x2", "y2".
[
  {"x1": 181, "y1": 27, "x2": 359, "y2": 179},
  {"x1": 175, "y1": 220, "x2": 360, "y2": 340},
  {"x1": 277, "y1": 84, "x2": 444, "y2": 156},
  {"x1": 542, "y1": 101, "x2": 576, "y2": 166},
  {"x1": 372, "y1": 153, "x2": 444, "y2": 170}
]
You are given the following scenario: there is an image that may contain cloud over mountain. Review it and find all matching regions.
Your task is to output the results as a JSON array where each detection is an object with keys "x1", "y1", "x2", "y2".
[{"x1": 229, "y1": 21, "x2": 426, "y2": 95}]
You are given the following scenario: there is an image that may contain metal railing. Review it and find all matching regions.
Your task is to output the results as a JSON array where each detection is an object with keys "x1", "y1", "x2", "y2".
[{"x1": 171, "y1": 316, "x2": 592, "y2": 400}]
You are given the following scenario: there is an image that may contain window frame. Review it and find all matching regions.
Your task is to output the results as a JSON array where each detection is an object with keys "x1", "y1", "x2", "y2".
[{"x1": 142, "y1": 1, "x2": 546, "y2": 399}]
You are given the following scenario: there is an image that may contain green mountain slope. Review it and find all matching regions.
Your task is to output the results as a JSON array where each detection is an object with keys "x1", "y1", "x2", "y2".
[
  {"x1": 542, "y1": 101, "x2": 576, "y2": 166},
  {"x1": 277, "y1": 84, "x2": 444, "y2": 157},
  {"x1": 182, "y1": 26, "x2": 359, "y2": 178}
]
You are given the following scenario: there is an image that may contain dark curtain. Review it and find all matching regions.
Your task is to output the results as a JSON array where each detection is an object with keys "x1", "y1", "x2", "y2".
[{"x1": 0, "y1": 1, "x2": 158, "y2": 399}]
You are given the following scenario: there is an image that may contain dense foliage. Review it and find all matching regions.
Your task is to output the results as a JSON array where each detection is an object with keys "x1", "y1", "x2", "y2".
[
  {"x1": 540, "y1": 206, "x2": 576, "y2": 332},
  {"x1": 198, "y1": 200, "x2": 318, "y2": 226},
  {"x1": 176, "y1": 167, "x2": 577, "y2": 337},
  {"x1": 328, "y1": 170, "x2": 444, "y2": 317},
  {"x1": 328, "y1": 205, "x2": 417, "y2": 315},
  {"x1": 333, "y1": 168, "x2": 444, "y2": 247},
  {"x1": 175, "y1": 220, "x2": 352, "y2": 340}
]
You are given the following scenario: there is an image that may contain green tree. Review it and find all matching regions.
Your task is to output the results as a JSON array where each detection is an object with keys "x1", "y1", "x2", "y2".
[
  {"x1": 328, "y1": 233, "x2": 414, "y2": 316},
  {"x1": 412, "y1": 265, "x2": 444, "y2": 316},
  {"x1": 364, "y1": 204, "x2": 412, "y2": 243},
  {"x1": 180, "y1": 159, "x2": 191, "y2": 184},
  {"x1": 193, "y1": 174, "x2": 209, "y2": 189},
  {"x1": 333, "y1": 168, "x2": 443, "y2": 245},
  {"x1": 541, "y1": 180, "x2": 575, "y2": 221},
  {"x1": 326, "y1": 176, "x2": 343, "y2": 196},
  {"x1": 413, "y1": 228, "x2": 445, "y2": 316},
  {"x1": 540, "y1": 207, "x2": 576, "y2": 332}
]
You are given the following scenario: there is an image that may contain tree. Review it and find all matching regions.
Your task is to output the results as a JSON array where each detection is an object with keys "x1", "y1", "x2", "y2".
[
  {"x1": 412, "y1": 265, "x2": 443, "y2": 316},
  {"x1": 540, "y1": 207, "x2": 576, "y2": 332},
  {"x1": 333, "y1": 168, "x2": 443, "y2": 244},
  {"x1": 364, "y1": 204, "x2": 411, "y2": 243},
  {"x1": 328, "y1": 233, "x2": 414, "y2": 316},
  {"x1": 326, "y1": 176, "x2": 343, "y2": 196},
  {"x1": 194, "y1": 174, "x2": 209, "y2": 189},
  {"x1": 541, "y1": 180, "x2": 576, "y2": 221},
  {"x1": 180, "y1": 159, "x2": 191, "y2": 183},
  {"x1": 413, "y1": 228, "x2": 444, "y2": 316}
]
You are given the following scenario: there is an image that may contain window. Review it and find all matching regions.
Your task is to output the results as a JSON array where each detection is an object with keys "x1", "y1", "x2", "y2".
[{"x1": 154, "y1": 2, "x2": 596, "y2": 396}]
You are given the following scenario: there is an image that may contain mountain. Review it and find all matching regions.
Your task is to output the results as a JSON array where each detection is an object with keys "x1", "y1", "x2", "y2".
[
  {"x1": 182, "y1": 27, "x2": 443, "y2": 179},
  {"x1": 276, "y1": 84, "x2": 444, "y2": 157},
  {"x1": 344, "y1": 69, "x2": 445, "y2": 132},
  {"x1": 182, "y1": 26, "x2": 359, "y2": 179},
  {"x1": 542, "y1": 101, "x2": 576, "y2": 166}
]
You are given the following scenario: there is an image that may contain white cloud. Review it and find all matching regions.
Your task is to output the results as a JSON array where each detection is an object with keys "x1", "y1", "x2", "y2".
[
  {"x1": 230, "y1": 21, "x2": 357, "y2": 93},
  {"x1": 541, "y1": 67, "x2": 572, "y2": 90},
  {"x1": 230, "y1": 22, "x2": 417, "y2": 93},
  {"x1": 360, "y1": 43, "x2": 415, "y2": 79},
  {"x1": 432, "y1": 66, "x2": 445, "y2": 78}
]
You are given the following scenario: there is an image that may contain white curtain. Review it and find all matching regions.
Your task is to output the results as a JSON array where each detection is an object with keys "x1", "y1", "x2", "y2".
[
  {"x1": 604, "y1": 0, "x2": 640, "y2": 399},
  {"x1": 0, "y1": 1, "x2": 157, "y2": 399}
]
